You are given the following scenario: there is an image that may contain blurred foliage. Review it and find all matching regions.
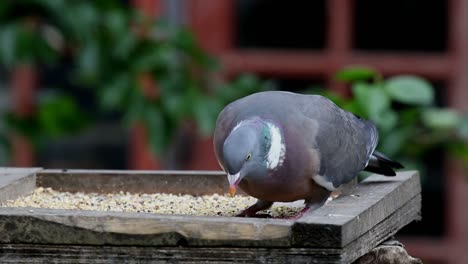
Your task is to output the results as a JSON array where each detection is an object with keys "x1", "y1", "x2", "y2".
[
  {"x1": 3, "y1": 93, "x2": 89, "y2": 149},
  {"x1": 0, "y1": 0, "x2": 266, "y2": 158},
  {"x1": 324, "y1": 67, "x2": 468, "y2": 175},
  {"x1": 1, "y1": 0, "x2": 465, "y2": 173}
]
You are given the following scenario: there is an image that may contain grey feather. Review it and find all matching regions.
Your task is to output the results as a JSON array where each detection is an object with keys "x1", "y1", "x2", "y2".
[{"x1": 213, "y1": 91, "x2": 402, "y2": 217}]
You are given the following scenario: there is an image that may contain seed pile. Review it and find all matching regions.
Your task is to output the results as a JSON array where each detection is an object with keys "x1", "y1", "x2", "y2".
[{"x1": 0, "y1": 187, "x2": 303, "y2": 217}]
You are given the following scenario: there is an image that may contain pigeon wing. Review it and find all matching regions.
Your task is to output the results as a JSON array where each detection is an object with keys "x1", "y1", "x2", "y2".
[{"x1": 303, "y1": 97, "x2": 378, "y2": 190}]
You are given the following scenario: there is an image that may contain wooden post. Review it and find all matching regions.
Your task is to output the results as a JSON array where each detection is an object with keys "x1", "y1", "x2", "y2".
[
  {"x1": 129, "y1": 0, "x2": 164, "y2": 170},
  {"x1": 11, "y1": 65, "x2": 37, "y2": 167},
  {"x1": 325, "y1": 0, "x2": 354, "y2": 97},
  {"x1": 448, "y1": 2, "x2": 468, "y2": 262}
]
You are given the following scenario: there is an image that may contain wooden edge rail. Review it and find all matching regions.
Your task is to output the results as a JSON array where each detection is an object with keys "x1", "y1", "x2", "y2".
[
  {"x1": 0, "y1": 168, "x2": 41, "y2": 203},
  {"x1": 36, "y1": 169, "x2": 236, "y2": 195},
  {"x1": 293, "y1": 171, "x2": 421, "y2": 248},
  {"x1": 1, "y1": 169, "x2": 420, "y2": 253},
  {"x1": 0, "y1": 191, "x2": 420, "y2": 264},
  {"x1": 0, "y1": 207, "x2": 294, "y2": 247}
]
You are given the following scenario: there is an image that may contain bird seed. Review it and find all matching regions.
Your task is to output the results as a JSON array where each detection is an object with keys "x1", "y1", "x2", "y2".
[{"x1": 0, "y1": 187, "x2": 303, "y2": 218}]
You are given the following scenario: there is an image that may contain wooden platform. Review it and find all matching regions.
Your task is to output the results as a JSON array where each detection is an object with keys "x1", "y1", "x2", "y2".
[{"x1": 0, "y1": 168, "x2": 421, "y2": 263}]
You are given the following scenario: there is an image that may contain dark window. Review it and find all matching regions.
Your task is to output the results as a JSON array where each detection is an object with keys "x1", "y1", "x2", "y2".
[
  {"x1": 263, "y1": 77, "x2": 325, "y2": 93},
  {"x1": 355, "y1": 0, "x2": 447, "y2": 52},
  {"x1": 236, "y1": 0, "x2": 326, "y2": 50}
]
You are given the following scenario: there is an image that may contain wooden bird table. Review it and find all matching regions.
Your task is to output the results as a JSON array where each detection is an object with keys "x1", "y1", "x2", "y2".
[{"x1": 0, "y1": 168, "x2": 421, "y2": 263}]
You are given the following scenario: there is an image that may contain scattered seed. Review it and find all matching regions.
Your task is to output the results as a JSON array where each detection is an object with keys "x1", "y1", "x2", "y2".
[{"x1": 0, "y1": 187, "x2": 302, "y2": 217}]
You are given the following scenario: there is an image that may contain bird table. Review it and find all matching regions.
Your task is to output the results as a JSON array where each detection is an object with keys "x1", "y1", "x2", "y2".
[{"x1": 0, "y1": 168, "x2": 421, "y2": 263}]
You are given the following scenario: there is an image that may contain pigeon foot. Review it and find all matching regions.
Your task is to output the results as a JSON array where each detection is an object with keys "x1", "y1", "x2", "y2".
[{"x1": 235, "y1": 200, "x2": 273, "y2": 218}]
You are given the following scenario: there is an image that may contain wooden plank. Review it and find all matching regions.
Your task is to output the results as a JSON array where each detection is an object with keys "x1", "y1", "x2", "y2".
[
  {"x1": 221, "y1": 51, "x2": 330, "y2": 77},
  {"x1": 0, "y1": 244, "x2": 338, "y2": 264},
  {"x1": 36, "y1": 169, "x2": 242, "y2": 195},
  {"x1": 341, "y1": 194, "x2": 421, "y2": 263},
  {"x1": 293, "y1": 171, "x2": 421, "y2": 248},
  {"x1": 221, "y1": 51, "x2": 451, "y2": 78},
  {"x1": 0, "y1": 195, "x2": 421, "y2": 264},
  {"x1": 188, "y1": 0, "x2": 234, "y2": 54},
  {"x1": 0, "y1": 168, "x2": 41, "y2": 203},
  {"x1": 348, "y1": 53, "x2": 452, "y2": 78},
  {"x1": 0, "y1": 207, "x2": 293, "y2": 247}
]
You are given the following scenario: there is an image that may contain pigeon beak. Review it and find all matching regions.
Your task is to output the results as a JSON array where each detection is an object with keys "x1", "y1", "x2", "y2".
[
  {"x1": 228, "y1": 172, "x2": 241, "y2": 197},
  {"x1": 229, "y1": 185, "x2": 236, "y2": 197}
]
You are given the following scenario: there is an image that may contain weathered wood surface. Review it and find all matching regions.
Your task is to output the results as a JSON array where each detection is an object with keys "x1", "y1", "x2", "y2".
[
  {"x1": 0, "y1": 168, "x2": 40, "y2": 203},
  {"x1": 293, "y1": 171, "x2": 421, "y2": 248},
  {"x1": 338, "y1": 194, "x2": 421, "y2": 263},
  {"x1": 0, "y1": 207, "x2": 293, "y2": 247},
  {"x1": 0, "y1": 244, "x2": 339, "y2": 264},
  {"x1": 0, "y1": 235, "x2": 422, "y2": 264},
  {"x1": 0, "y1": 172, "x2": 420, "y2": 246},
  {"x1": 0, "y1": 170, "x2": 422, "y2": 263},
  {"x1": 37, "y1": 169, "x2": 244, "y2": 195}
]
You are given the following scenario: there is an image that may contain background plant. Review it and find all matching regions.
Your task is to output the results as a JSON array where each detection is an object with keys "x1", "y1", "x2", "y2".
[
  {"x1": 0, "y1": 0, "x2": 265, "y2": 162},
  {"x1": 1, "y1": 0, "x2": 466, "y2": 174},
  {"x1": 324, "y1": 66, "x2": 468, "y2": 176}
]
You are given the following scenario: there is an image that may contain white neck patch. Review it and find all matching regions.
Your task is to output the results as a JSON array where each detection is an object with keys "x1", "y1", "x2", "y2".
[
  {"x1": 265, "y1": 122, "x2": 286, "y2": 170},
  {"x1": 232, "y1": 121, "x2": 245, "y2": 132}
]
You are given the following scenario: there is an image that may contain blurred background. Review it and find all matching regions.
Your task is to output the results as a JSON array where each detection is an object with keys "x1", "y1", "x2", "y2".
[{"x1": 0, "y1": 0, "x2": 467, "y2": 263}]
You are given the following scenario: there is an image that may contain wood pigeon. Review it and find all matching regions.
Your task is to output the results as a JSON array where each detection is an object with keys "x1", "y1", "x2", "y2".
[{"x1": 213, "y1": 91, "x2": 403, "y2": 218}]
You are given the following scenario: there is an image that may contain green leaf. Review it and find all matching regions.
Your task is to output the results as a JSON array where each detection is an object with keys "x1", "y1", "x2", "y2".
[
  {"x1": 73, "y1": 1, "x2": 99, "y2": 33},
  {"x1": 16, "y1": 25, "x2": 40, "y2": 63},
  {"x1": 37, "y1": 94, "x2": 88, "y2": 137},
  {"x1": 171, "y1": 28, "x2": 217, "y2": 69},
  {"x1": 132, "y1": 45, "x2": 176, "y2": 72},
  {"x1": 143, "y1": 105, "x2": 166, "y2": 155},
  {"x1": 448, "y1": 143, "x2": 468, "y2": 160},
  {"x1": 99, "y1": 74, "x2": 132, "y2": 110},
  {"x1": 335, "y1": 66, "x2": 378, "y2": 82},
  {"x1": 194, "y1": 96, "x2": 223, "y2": 136},
  {"x1": 218, "y1": 74, "x2": 266, "y2": 102},
  {"x1": 4, "y1": 112, "x2": 38, "y2": 139},
  {"x1": 400, "y1": 109, "x2": 421, "y2": 125},
  {"x1": 374, "y1": 110, "x2": 398, "y2": 132},
  {"x1": 123, "y1": 90, "x2": 146, "y2": 126},
  {"x1": 385, "y1": 75, "x2": 434, "y2": 105},
  {"x1": 0, "y1": 24, "x2": 17, "y2": 67},
  {"x1": 316, "y1": 90, "x2": 347, "y2": 107},
  {"x1": 78, "y1": 41, "x2": 100, "y2": 82},
  {"x1": 35, "y1": 32, "x2": 59, "y2": 64},
  {"x1": 161, "y1": 93, "x2": 185, "y2": 121},
  {"x1": 422, "y1": 108, "x2": 460, "y2": 130},
  {"x1": 104, "y1": 9, "x2": 127, "y2": 37},
  {"x1": 379, "y1": 127, "x2": 410, "y2": 156},
  {"x1": 458, "y1": 116, "x2": 468, "y2": 140},
  {"x1": 113, "y1": 32, "x2": 137, "y2": 60},
  {"x1": 342, "y1": 101, "x2": 364, "y2": 117},
  {"x1": 352, "y1": 82, "x2": 390, "y2": 119}
]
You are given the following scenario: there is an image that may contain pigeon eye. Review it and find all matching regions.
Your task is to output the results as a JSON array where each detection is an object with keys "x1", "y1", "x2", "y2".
[{"x1": 245, "y1": 153, "x2": 252, "y2": 161}]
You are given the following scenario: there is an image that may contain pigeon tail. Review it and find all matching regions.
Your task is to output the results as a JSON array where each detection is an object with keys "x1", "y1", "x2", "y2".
[{"x1": 364, "y1": 151, "x2": 404, "y2": 176}]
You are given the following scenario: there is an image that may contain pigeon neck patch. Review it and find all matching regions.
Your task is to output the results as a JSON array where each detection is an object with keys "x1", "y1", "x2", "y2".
[{"x1": 265, "y1": 122, "x2": 286, "y2": 170}]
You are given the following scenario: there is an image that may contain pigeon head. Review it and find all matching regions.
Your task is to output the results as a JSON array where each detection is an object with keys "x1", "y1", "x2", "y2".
[{"x1": 223, "y1": 119, "x2": 286, "y2": 197}]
